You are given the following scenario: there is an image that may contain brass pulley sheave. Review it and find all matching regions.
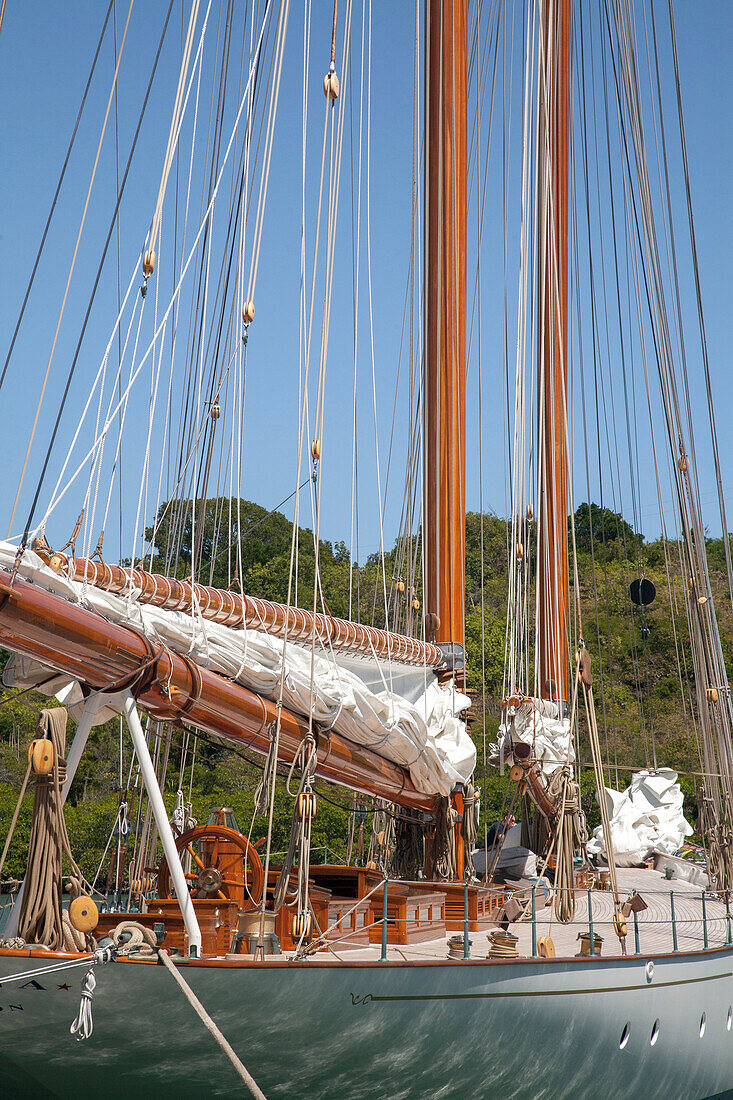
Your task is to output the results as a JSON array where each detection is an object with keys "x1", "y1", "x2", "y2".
[
  {"x1": 297, "y1": 790, "x2": 318, "y2": 821},
  {"x1": 292, "y1": 910, "x2": 313, "y2": 940},
  {"x1": 613, "y1": 905, "x2": 628, "y2": 940},
  {"x1": 577, "y1": 646, "x2": 593, "y2": 687},
  {"x1": 323, "y1": 70, "x2": 340, "y2": 100},
  {"x1": 241, "y1": 301, "x2": 255, "y2": 346},
  {"x1": 537, "y1": 935, "x2": 555, "y2": 958},
  {"x1": 141, "y1": 249, "x2": 156, "y2": 298}
]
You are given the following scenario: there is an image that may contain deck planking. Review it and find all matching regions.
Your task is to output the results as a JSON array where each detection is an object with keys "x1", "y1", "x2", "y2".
[{"x1": 293, "y1": 866, "x2": 729, "y2": 963}]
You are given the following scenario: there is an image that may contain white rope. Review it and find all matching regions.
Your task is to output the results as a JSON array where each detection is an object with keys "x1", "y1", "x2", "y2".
[
  {"x1": 32, "y1": 0, "x2": 274, "y2": 539},
  {"x1": 7, "y1": 0, "x2": 135, "y2": 536},
  {"x1": 34, "y1": 258, "x2": 142, "y2": 537},
  {"x1": 245, "y1": 0, "x2": 291, "y2": 301},
  {"x1": 0, "y1": 954, "x2": 94, "y2": 984},
  {"x1": 158, "y1": 949, "x2": 267, "y2": 1099},
  {"x1": 147, "y1": 0, "x2": 209, "y2": 259},
  {"x1": 153, "y1": 41, "x2": 206, "y2": 564},
  {"x1": 69, "y1": 963, "x2": 97, "y2": 1041}
]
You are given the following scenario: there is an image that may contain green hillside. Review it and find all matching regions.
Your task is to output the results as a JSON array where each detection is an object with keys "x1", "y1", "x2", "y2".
[{"x1": 0, "y1": 496, "x2": 730, "y2": 882}]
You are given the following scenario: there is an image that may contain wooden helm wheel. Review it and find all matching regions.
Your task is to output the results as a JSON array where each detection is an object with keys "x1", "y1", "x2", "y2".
[{"x1": 157, "y1": 824, "x2": 264, "y2": 910}]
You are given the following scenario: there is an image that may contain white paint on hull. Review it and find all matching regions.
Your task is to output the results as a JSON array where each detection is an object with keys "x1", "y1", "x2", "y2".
[{"x1": 1, "y1": 948, "x2": 732, "y2": 1098}]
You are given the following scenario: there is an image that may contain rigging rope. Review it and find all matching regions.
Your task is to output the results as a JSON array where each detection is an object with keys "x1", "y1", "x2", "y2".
[
  {"x1": 0, "y1": 0, "x2": 115, "y2": 398},
  {"x1": 158, "y1": 949, "x2": 267, "y2": 1099},
  {"x1": 9, "y1": 0, "x2": 136, "y2": 537},
  {"x1": 17, "y1": 709, "x2": 92, "y2": 950}
]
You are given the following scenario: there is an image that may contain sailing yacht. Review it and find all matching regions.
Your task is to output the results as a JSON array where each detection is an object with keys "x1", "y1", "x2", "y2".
[{"x1": 0, "y1": 2, "x2": 732, "y2": 1097}]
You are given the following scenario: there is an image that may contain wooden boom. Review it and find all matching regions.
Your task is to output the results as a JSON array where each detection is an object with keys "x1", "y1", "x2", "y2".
[
  {"x1": 0, "y1": 569, "x2": 435, "y2": 812},
  {"x1": 34, "y1": 548, "x2": 442, "y2": 669}
]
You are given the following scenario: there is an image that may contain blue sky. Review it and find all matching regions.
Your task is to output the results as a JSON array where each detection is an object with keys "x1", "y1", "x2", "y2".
[{"x1": 0, "y1": 1, "x2": 730, "y2": 567}]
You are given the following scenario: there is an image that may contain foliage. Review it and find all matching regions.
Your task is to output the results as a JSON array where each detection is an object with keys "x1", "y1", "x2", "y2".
[
  {"x1": 571, "y1": 501, "x2": 641, "y2": 557},
  {"x1": 144, "y1": 497, "x2": 357, "y2": 619},
  {"x1": 1, "y1": 496, "x2": 730, "y2": 881}
]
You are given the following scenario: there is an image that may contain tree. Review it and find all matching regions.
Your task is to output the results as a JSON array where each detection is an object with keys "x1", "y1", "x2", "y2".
[
  {"x1": 465, "y1": 610, "x2": 506, "y2": 696},
  {"x1": 144, "y1": 497, "x2": 355, "y2": 617},
  {"x1": 571, "y1": 502, "x2": 641, "y2": 556}
]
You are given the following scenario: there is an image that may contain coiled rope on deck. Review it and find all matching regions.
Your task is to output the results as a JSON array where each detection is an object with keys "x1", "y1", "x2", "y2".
[{"x1": 548, "y1": 766, "x2": 585, "y2": 923}]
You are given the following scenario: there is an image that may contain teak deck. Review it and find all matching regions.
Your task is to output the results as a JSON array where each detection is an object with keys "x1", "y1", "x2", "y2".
[{"x1": 92, "y1": 864, "x2": 722, "y2": 962}]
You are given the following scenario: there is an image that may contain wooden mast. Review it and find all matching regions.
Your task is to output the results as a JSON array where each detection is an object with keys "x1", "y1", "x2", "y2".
[
  {"x1": 537, "y1": 0, "x2": 570, "y2": 704},
  {"x1": 424, "y1": 0, "x2": 467, "y2": 880},
  {"x1": 424, "y1": 0, "x2": 467, "y2": 658}
]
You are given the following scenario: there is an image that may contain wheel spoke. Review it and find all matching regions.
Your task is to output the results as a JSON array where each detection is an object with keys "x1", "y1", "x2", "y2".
[
  {"x1": 185, "y1": 843, "x2": 206, "y2": 872},
  {"x1": 210, "y1": 837, "x2": 221, "y2": 867},
  {"x1": 170, "y1": 830, "x2": 261, "y2": 907}
]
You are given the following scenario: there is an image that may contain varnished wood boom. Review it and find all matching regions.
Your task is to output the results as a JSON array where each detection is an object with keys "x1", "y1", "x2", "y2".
[{"x1": 0, "y1": 569, "x2": 435, "y2": 812}]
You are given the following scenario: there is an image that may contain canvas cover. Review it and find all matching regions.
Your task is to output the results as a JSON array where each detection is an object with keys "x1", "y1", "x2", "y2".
[{"x1": 586, "y1": 768, "x2": 693, "y2": 866}]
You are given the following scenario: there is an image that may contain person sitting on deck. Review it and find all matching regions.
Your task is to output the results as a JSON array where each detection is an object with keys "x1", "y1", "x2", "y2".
[{"x1": 486, "y1": 812, "x2": 516, "y2": 851}]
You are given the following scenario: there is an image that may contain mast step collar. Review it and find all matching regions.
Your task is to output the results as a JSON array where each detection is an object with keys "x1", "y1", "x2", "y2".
[{"x1": 435, "y1": 643, "x2": 465, "y2": 673}]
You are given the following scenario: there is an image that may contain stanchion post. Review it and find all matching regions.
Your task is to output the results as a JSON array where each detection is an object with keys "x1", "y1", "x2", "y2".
[
  {"x1": 123, "y1": 694, "x2": 202, "y2": 957},
  {"x1": 633, "y1": 908, "x2": 640, "y2": 955},
  {"x1": 532, "y1": 885, "x2": 538, "y2": 958},
  {"x1": 381, "y1": 877, "x2": 389, "y2": 962},
  {"x1": 702, "y1": 891, "x2": 708, "y2": 949},
  {"x1": 463, "y1": 878, "x2": 470, "y2": 959},
  {"x1": 670, "y1": 890, "x2": 678, "y2": 952},
  {"x1": 588, "y1": 887, "x2": 595, "y2": 956}
]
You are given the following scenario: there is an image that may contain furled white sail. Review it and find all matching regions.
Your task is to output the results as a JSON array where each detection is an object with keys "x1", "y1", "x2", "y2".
[
  {"x1": 493, "y1": 697, "x2": 574, "y2": 776},
  {"x1": 0, "y1": 543, "x2": 475, "y2": 797},
  {"x1": 586, "y1": 769, "x2": 693, "y2": 866}
]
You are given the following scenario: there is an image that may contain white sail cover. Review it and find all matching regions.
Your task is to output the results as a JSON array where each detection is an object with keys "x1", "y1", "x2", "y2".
[
  {"x1": 493, "y1": 697, "x2": 574, "y2": 775},
  {"x1": 586, "y1": 769, "x2": 693, "y2": 866},
  {"x1": 0, "y1": 543, "x2": 475, "y2": 797}
]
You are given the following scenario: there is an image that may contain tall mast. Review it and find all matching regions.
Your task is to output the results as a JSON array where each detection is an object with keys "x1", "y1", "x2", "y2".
[
  {"x1": 537, "y1": 0, "x2": 570, "y2": 703},
  {"x1": 424, "y1": 0, "x2": 467, "y2": 657}
]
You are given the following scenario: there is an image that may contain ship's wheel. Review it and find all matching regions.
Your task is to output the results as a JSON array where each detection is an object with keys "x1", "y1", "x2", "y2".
[{"x1": 157, "y1": 824, "x2": 264, "y2": 910}]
